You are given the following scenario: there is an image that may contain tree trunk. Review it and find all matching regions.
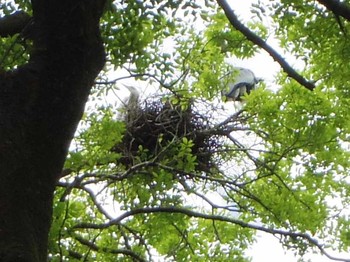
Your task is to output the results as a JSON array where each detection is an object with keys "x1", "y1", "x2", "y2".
[{"x1": 0, "y1": 1, "x2": 106, "y2": 261}]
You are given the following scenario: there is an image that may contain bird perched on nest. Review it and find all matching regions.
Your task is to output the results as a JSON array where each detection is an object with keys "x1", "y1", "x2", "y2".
[
  {"x1": 123, "y1": 84, "x2": 140, "y2": 108},
  {"x1": 121, "y1": 84, "x2": 141, "y2": 124},
  {"x1": 223, "y1": 67, "x2": 262, "y2": 101}
]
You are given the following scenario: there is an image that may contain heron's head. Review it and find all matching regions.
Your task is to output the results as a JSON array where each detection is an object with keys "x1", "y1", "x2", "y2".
[
  {"x1": 121, "y1": 84, "x2": 141, "y2": 111},
  {"x1": 123, "y1": 84, "x2": 140, "y2": 98},
  {"x1": 255, "y1": 77, "x2": 264, "y2": 84}
]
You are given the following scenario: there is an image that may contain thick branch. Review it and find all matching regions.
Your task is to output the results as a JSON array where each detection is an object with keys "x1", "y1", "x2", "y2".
[
  {"x1": 216, "y1": 0, "x2": 316, "y2": 91},
  {"x1": 317, "y1": 0, "x2": 350, "y2": 21},
  {"x1": 0, "y1": 11, "x2": 31, "y2": 37}
]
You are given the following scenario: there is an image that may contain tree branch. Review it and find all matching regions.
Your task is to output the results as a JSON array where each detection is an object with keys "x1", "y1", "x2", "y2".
[
  {"x1": 73, "y1": 234, "x2": 146, "y2": 262},
  {"x1": 73, "y1": 206, "x2": 350, "y2": 262},
  {"x1": 0, "y1": 11, "x2": 31, "y2": 37},
  {"x1": 216, "y1": 0, "x2": 316, "y2": 91},
  {"x1": 317, "y1": 0, "x2": 350, "y2": 21}
]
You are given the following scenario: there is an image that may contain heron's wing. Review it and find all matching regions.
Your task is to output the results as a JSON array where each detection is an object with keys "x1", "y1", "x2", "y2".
[
  {"x1": 245, "y1": 83, "x2": 256, "y2": 94},
  {"x1": 234, "y1": 68, "x2": 255, "y2": 82},
  {"x1": 225, "y1": 82, "x2": 249, "y2": 99}
]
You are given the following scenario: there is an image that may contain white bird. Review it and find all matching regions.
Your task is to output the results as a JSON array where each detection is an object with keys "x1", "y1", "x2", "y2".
[
  {"x1": 123, "y1": 84, "x2": 140, "y2": 109},
  {"x1": 120, "y1": 84, "x2": 141, "y2": 124},
  {"x1": 223, "y1": 67, "x2": 262, "y2": 101}
]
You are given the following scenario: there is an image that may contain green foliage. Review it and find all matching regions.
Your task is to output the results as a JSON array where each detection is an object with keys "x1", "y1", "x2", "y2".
[
  {"x1": 0, "y1": 35, "x2": 29, "y2": 69},
  {"x1": 65, "y1": 108, "x2": 124, "y2": 172},
  {"x1": 175, "y1": 137, "x2": 197, "y2": 172},
  {"x1": 205, "y1": 12, "x2": 261, "y2": 58},
  {"x1": 243, "y1": 80, "x2": 350, "y2": 254},
  {"x1": 0, "y1": 1, "x2": 32, "y2": 69},
  {"x1": 271, "y1": 0, "x2": 350, "y2": 91},
  {"x1": 102, "y1": 0, "x2": 175, "y2": 70}
]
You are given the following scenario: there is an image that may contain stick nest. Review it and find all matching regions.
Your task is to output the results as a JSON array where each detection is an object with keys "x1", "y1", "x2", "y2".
[{"x1": 113, "y1": 98, "x2": 220, "y2": 173}]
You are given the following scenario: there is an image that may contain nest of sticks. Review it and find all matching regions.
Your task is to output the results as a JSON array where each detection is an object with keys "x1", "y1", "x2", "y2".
[{"x1": 112, "y1": 97, "x2": 220, "y2": 173}]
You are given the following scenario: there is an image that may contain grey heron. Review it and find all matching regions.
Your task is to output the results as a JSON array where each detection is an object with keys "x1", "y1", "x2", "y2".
[
  {"x1": 121, "y1": 84, "x2": 141, "y2": 124},
  {"x1": 223, "y1": 67, "x2": 262, "y2": 101}
]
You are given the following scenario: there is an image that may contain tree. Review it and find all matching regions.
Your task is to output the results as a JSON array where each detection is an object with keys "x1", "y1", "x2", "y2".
[
  {"x1": 1, "y1": 0, "x2": 350, "y2": 261},
  {"x1": 0, "y1": 0, "x2": 105, "y2": 261}
]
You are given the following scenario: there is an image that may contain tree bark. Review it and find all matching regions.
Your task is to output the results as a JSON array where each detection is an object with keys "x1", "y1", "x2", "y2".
[
  {"x1": 0, "y1": 1, "x2": 106, "y2": 261},
  {"x1": 317, "y1": 0, "x2": 350, "y2": 22},
  {"x1": 0, "y1": 11, "x2": 31, "y2": 37}
]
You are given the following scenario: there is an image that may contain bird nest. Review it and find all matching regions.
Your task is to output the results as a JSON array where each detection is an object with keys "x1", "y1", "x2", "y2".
[{"x1": 112, "y1": 97, "x2": 221, "y2": 173}]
